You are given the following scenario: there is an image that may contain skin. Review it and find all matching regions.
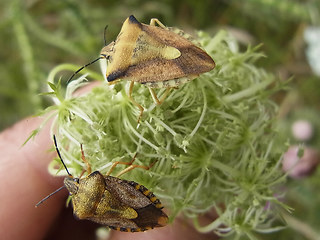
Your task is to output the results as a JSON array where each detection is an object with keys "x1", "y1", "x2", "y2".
[{"x1": 0, "y1": 83, "x2": 218, "y2": 240}]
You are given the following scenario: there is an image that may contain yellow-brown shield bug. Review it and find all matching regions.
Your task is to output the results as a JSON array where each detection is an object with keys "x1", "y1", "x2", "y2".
[
  {"x1": 36, "y1": 136, "x2": 168, "y2": 232},
  {"x1": 68, "y1": 15, "x2": 215, "y2": 121}
]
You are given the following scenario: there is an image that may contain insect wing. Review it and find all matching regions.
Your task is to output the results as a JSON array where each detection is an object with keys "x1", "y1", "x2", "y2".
[{"x1": 100, "y1": 176, "x2": 168, "y2": 231}]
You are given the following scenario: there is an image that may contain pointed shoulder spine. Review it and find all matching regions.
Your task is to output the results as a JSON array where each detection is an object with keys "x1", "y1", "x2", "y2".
[{"x1": 128, "y1": 15, "x2": 142, "y2": 27}]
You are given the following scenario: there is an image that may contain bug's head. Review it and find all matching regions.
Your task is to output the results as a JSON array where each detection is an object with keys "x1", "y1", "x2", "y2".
[
  {"x1": 100, "y1": 41, "x2": 124, "y2": 85},
  {"x1": 64, "y1": 177, "x2": 80, "y2": 195},
  {"x1": 100, "y1": 41, "x2": 115, "y2": 63}
]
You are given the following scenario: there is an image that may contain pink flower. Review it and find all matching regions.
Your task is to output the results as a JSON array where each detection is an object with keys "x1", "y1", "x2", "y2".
[
  {"x1": 291, "y1": 120, "x2": 313, "y2": 141},
  {"x1": 282, "y1": 146, "x2": 320, "y2": 179}
]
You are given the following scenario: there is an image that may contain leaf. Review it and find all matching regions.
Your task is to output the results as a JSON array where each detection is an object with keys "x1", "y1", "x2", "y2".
[{"x1": 22, "y1": 128, "x2": 40, "y2": 146}]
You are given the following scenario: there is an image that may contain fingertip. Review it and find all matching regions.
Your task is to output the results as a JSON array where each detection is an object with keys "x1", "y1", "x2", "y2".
[
  {"x1": 0, "y1": 81, "x2": 103, "y2": 240},
  {"x1": 0, "y1": 116, "x2": 66, "y2": 239}
]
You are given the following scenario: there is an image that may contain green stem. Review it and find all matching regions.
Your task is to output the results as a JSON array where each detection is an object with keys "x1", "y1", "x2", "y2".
[
  {"x1": 222, "y1": 78, "x2": 274, "y2": 103},
  {"x1": 283, "y1": 213, "x2": 320, "y2": 240},
  {"x1": 12, "y1": 1, "x2": 40, "y2": 108},
  {"x1": 212, "y1": 160, "x2": 240, "y2": 177}
]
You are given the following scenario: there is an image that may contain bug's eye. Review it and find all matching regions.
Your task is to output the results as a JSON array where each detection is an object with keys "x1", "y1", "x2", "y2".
[{"x1": 73, "y1": 178, "x2": 80, "y2": 184}]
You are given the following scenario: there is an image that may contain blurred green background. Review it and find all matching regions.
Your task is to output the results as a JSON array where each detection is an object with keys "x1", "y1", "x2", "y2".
[{"x1": 1, "y1": 0, "x2": 320, "y2": 239}]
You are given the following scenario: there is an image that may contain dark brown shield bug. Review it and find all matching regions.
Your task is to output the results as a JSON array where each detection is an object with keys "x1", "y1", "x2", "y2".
[{"x1": 36, "y1": 136, "x2": 168, "y2": 232}]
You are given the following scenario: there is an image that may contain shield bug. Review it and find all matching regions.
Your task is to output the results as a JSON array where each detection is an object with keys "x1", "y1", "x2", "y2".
[
  {"x1": 36, "y1": 136, "x2": 168, "y2": 232},
  {"x1": 68, "y1": 15, "x2": 215, "y2": 121}
]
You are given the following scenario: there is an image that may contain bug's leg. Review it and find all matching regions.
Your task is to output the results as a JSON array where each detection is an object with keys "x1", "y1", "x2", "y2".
[
  {"x1": 150, "y1": 18, "x2": 167, "y2": 28},
  {"x1": 128, "y1": 81, "x2": 144, "y2": 122},
  {"x1": 80, "y1": 144, "x2": 92, "y2": 175},
  {"x1": 149, "y1": 87, "x2": 171, "y2": 105},
  {"x1": 116, "y1": 160, "x2": 157, "y2": 178},
  {"x1": 107, "y1": 153, "x2": 138, "y2": 176},
  {"x1": 107, "y1": 153, "x2": 157, "y2": 177},
  {"x1": 79, "y1": 169, "x2": 86, "y2": 178}
]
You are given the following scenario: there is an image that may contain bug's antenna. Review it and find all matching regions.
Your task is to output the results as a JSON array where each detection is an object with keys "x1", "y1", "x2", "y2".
[
  {"x1": 66, "y1": 57, "x2": 102, "y2": 84},
  {"x1": 53, "y1": 135, "x2": 72, "y2": 177},
  {"x1": 35, "y1": 186, "x2": 66, "y2": 207},
  {"x1": 35, "y1": 136, "x2": 73, "y2": 207},
  {"x1": 104, "y1": 25, "x2": 109, "y2": 46}
]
